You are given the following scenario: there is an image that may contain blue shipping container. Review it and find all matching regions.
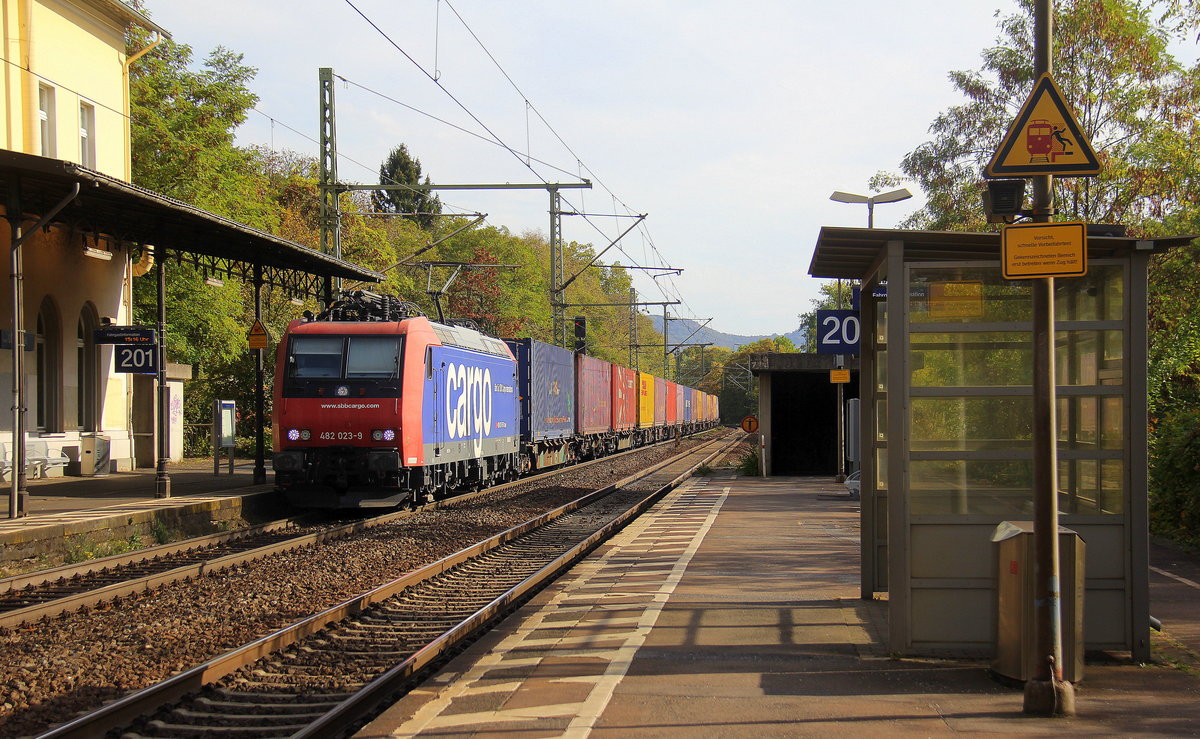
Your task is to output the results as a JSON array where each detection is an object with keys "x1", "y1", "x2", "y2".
[{"x1": 505, "y1": 338, "x2": 576, "y2": 441}]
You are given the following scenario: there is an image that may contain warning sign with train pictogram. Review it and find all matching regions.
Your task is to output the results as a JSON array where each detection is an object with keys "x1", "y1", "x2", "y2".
[{"x1": 985, "y1": 73, "x2": 1100, "y2": 178}]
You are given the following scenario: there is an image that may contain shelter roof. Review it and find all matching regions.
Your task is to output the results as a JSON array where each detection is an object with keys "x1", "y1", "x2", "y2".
[
  {"x1": 0, "y1": 150, "x2": 382, "y2": 296},
  {"x1": 809, "y1": 226, "x2": 1197, "y2": 281}
]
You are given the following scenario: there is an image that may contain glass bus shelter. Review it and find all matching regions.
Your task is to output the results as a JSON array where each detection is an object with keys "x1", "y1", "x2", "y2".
[{"x1": 808, "y1": 227, "x2": 1192, "y2": 660}]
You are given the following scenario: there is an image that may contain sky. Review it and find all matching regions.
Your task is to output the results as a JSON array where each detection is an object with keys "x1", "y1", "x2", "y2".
[{"x1": 144, "y1": 0, "x2": 1025, "y2": 337}]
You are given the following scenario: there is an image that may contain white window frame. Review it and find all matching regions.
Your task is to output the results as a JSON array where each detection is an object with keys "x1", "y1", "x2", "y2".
[
  {"x1": 38, "y1": 83, "x2": 57, "y2": 158},
  {"x1": 79, "y1": 101, "x2": 96, "y2": 169}
]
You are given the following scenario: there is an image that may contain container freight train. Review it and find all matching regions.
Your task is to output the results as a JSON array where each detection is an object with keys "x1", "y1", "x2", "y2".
[{"x1": 271, "y1": 293, "x2": 719, "y2": 509}]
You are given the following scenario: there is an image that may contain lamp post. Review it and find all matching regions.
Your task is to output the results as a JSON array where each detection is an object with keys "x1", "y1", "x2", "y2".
[
  {"x1": 830, "y1": 188, "x2": 913, "y2": 228},
  {"x1": 827, "y1": 187, "x2": 912, "y2": 482}
]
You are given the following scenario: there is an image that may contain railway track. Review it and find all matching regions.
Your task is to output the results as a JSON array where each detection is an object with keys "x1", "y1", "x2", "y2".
[
  {"x1": 0, "y1": 432, "x2": 722, "y2": 631},
  {"x1": 40, "y1": 432, "x2": 737, "y2": 739}
]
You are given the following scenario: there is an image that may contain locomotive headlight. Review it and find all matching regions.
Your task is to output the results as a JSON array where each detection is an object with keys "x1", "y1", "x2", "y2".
[
  {"x1": 287, "y1": 428, "x2": 301, "y2": 441},
  {"x1": 371, "y1": 429, "x2": 396, "y2": 442},
  {"x1": 371, "y1": 429, "x2": 383, "y2": 441},
  {"x1": 299, "y1": 429, "x2": 312, "y2": 441},
  {"x1": 336, "y1": 385, "x2": 349, "y2": 397}
]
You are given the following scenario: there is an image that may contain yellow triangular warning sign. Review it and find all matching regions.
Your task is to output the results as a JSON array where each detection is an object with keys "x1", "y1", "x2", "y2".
[
  {"x1": 985, "y1": 73, "x2": 1100, "y2": 178},
  {"x1": 247, "y1": 319, "x2": 271, "y2": 349}
]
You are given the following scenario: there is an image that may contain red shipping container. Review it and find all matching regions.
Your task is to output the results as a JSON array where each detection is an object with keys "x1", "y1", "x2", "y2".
[
  {"x1": 612, "y1": 366, "x2": 638, "y2": 431},
  {"x1": 654, "y1": 376, "x2": 667, "y2": 426},
  {"x1": 665, "y1": 382, "x2": 678, "y2": 425},
  {"x1": 576, "y1": 354, "x2": 613, "y2": 434}
]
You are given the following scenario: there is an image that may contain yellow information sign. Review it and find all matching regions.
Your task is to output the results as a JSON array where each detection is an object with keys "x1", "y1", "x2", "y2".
[
  {"x1": 247, "y1": 319, "x2": 271, "y2": 350},
  {"x1": 829, "y1": 369, "x2": 851, "y2": 384},
  {"x1": 986, "y1": 74, "x2": 1100, "y2": 177},
  {"x1": 929, "y1": 281, "x2": 984, "y2": 320},
  {"x1": 1002, "y1": 222, "x2": 1087, "y2": 280}
]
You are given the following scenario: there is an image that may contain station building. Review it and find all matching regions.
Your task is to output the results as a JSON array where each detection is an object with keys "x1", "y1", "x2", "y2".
[
  {"x1": 0, "y1": 1, "x2": 380, "y2": 504},
  {"x1": 0, "y1": 0, "x2": 169, "y2": 473}
]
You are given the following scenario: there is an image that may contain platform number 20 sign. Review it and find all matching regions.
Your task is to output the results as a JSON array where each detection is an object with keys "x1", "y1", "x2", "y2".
[{"x1": 815, "y1": 310, "x2": 860, "y2": 355}]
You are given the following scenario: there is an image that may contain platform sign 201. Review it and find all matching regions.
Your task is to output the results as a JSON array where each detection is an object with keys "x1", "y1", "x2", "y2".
[
  {"x1": 815, "y1": 310, "x2": 860, "y2": 355},
  {"x1": 114, "y1": 345, "x2": 158, "y2": 374},
  {"x1": 94, "y1": 326, "x2": 159, "y2": 374}
]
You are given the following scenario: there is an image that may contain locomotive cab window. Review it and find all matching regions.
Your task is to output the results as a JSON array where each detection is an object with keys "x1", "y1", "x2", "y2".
[
  {"x1": 346, "y1": 336, "x2": 401, "y2": 378},
  {"x1": 289, "y1": 336, "x2": 344, "y2": 378}
]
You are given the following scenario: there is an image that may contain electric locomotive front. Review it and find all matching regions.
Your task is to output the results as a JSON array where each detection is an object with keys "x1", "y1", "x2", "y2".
[{"x1": 272, "y1": 316, "x2": 421, "y2": 508}]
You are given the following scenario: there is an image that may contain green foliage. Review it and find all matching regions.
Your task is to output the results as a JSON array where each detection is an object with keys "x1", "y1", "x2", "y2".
[
  {"x1": 894, "y1": 0, "x2": 1200, "y2": 539},
  {"x1": 1150, "y1": 406, "x2": 1200, "y2": 547},
  {"x1": 895, "y1": 0, "x2": 1200, "y2": 233},
  {"x1": 737, "y1": 450, "x2": 760, "y2": 477},
  {"x1": 150, "y1": 518, "x2": 172, "y2": 545},
  {"x1": 128, "y1": 30, "x2": 274, "y2": 229},
  {"x1": 372, "y1": 144, "x2": 443, "y2": 230},
  {"x1": 64, "y1": 534, "x2": 146, "y2": 564}
]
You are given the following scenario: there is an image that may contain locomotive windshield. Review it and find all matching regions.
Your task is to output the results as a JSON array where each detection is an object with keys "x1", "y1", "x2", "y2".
[
  {"x1": 346, "y1": 337, "x2": 402, "y2": 377},
  {"x1": 288, "y1": 335, "x2": 402, "y2": 379},
  {"x1": 290, "y1": 336, "x2": 343, "y2": 378}
]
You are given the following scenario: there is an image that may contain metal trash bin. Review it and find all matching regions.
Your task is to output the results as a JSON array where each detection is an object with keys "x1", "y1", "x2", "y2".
[
  {"x1": 992, "y1": 520, "x2": 1085, "y2": 682},
  {"x1": 80, "y1": 434, "x2": 111, "y2": 477}
]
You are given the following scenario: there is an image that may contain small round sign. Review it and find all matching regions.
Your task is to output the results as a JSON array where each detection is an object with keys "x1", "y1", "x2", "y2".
[{"x1": 740, "y1": 415, "x2": 759, "y2": 434}]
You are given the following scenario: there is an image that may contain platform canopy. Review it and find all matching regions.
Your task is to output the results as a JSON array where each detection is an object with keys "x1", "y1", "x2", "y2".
[
  {"x1": 0, "y1": 150, "x2": 383, "y2": 296},
  {"x1": 808, "y1": 226, "x2": 1195, "y2": 281}
]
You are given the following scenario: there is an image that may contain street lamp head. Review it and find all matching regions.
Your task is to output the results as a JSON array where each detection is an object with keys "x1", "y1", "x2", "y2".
[
  {"x1": 872, "y1": 188, "x2": 913, "y2": 204},
  {"x1": 830, "y1": 191, "x2": 870, "y2": 204}
]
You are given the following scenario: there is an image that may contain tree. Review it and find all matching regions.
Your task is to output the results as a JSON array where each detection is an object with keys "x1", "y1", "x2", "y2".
[
  {"x1": 895, "y1": 0, "x2": 1200, "y2": 232},
  {"x1": 797, "y1": 280, "x2": 856, "y2": 350},
  {"x1": 128, "y1": 30, "x2": 274, "y2": 229},
  {"x1": 372, "y1": 144, "x2": 443, "y2": 230},
  {"x1": 894, "y1": 0, "x2": 1200, "y2": 542}
]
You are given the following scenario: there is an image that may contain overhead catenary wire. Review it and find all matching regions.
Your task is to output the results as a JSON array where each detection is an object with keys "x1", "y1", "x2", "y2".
[{"x1": 342, "y1": 0, "x2": 687, "y2": 306}]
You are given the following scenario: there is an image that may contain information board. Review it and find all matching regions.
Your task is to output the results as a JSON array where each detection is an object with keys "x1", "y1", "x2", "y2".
[{"x1": 1002, "y1": 222, "x2": 1087, "y2": 279}]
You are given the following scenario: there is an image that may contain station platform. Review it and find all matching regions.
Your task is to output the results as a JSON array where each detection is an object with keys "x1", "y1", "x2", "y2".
[
  {"x1": 360, "y1": 475, "x2": 1200, "y2": 738},
  {"x1": 0, "y1": 460, "x2": 275, "y2": 570}
]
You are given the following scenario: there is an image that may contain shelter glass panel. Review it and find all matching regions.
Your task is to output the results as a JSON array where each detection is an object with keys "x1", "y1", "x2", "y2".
[
  {"x1": 905, "y1": 261, "x2": 1127, "y2": 518},
  {"x1": 1058, "y1": 396, "x2": 1123, "y2": 450},
  {"x1": 910, "y1": 268, "x2": 1032, "y2": 324},
  {"x1": 1056, "y1": 264, "x2": 1124, "y2": 321},
  {"x1": 909, "y1": 459, "x2": 1032, "y2": 515},
  {"x1": 910, "y1": 332, "x2": 1031, "y2": 387},
  {"x1": 1058, "y1": 458, "x2": 1124, "y2": 514},
  {"x1": 1056, "y1": 330, "x2": 1123, "y2": 386},
  {"x1": 910, "y1": 396, "x2": 1032, "y2": 450}
]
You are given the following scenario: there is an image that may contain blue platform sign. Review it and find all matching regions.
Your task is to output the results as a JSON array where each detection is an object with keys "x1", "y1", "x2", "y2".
[{"x1": 816, "y1": 309, "x2": 860, "y2": 355}]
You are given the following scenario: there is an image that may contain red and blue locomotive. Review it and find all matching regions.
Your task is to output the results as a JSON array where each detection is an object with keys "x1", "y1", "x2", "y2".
[{"x1": 272, "y1": 292, "x2": 719, "y2": 509}]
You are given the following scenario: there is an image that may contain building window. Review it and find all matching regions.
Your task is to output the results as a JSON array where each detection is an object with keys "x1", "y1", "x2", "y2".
[
  {"x1": 35, "y1": 298, "x2": 62, "y2": 433},
  {"x1": 38, "y1": 84, "x2": 56, "y2": 158},
  {"x1": 77, "y1": 308, "x2": 98, "y2": 431},
  {"x1": 79, "y1": 102, "x2": 96, "y2": 169}
]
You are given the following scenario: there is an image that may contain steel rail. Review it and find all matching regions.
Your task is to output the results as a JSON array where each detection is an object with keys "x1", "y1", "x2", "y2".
[
  {"x1": 2, "y1": 431, "x2": 716, "y2": 630},
  {"x1": 37, "y1": 431, "x2": 738, "y2": 739}
]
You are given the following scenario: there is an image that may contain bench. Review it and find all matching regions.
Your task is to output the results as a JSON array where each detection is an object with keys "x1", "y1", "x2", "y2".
[
  {"x1": 24, "y1": 440, "x2": 69, "y2": 478},
  {"x1": 0, "y1": 441, "x2": 33, "y2": 479}
]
